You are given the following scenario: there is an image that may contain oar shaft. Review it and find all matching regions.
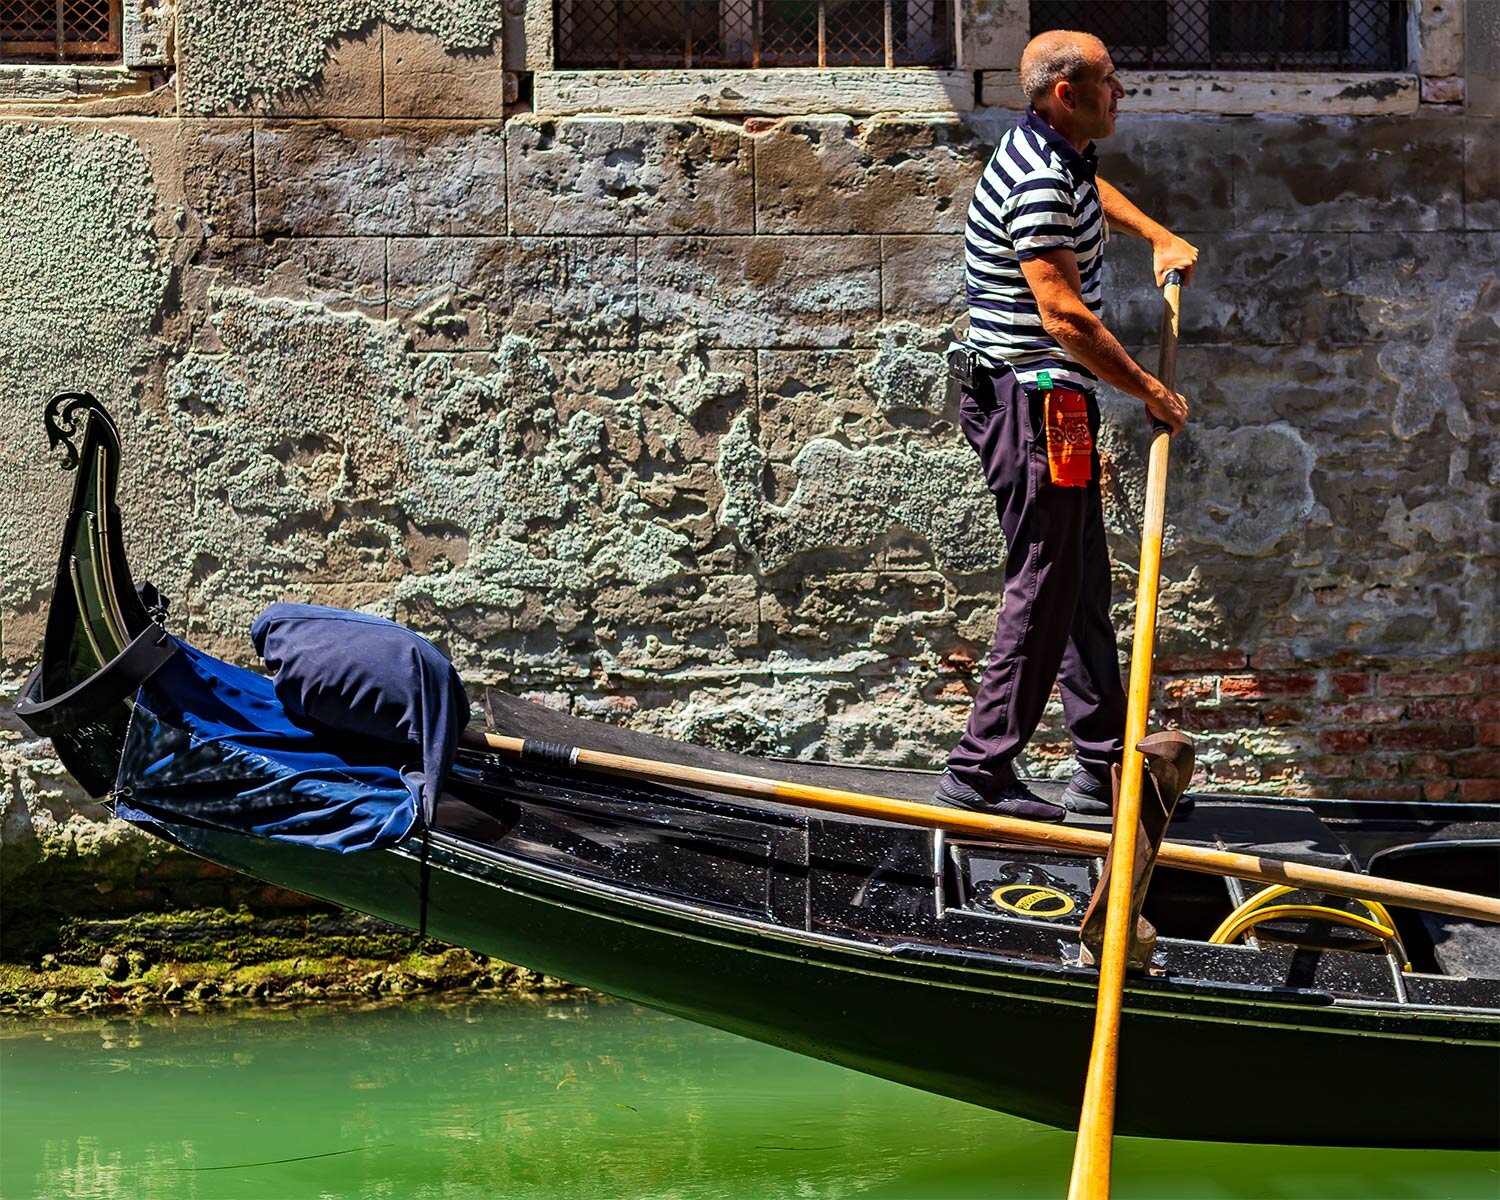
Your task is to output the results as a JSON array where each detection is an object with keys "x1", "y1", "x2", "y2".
[
  {"x1": 457, "y1": 727, "x2": 1500, "y2": 925},
  {"x1": 1068, "y1": 276, "x2": 1183, "y2": 1200}
]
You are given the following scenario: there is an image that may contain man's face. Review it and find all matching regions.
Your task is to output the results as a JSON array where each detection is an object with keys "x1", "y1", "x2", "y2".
[{"x1": 1069, "y1": 54, "x2": 1125, "y2": 139}]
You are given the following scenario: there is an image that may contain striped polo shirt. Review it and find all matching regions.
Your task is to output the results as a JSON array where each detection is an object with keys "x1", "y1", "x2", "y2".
[{"x1": 965, "y1": 106, "x2": 1105, "y2": 391}]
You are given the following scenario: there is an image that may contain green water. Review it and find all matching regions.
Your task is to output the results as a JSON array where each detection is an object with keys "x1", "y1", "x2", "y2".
[{"x1": 2, "y1": 995, "x2": 1495, "y2": 1200}]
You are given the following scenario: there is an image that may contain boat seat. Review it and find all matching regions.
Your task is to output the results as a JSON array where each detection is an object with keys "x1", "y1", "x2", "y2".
[{"x1": 1367, "y1": 839, "x2": 1500, "y2": 979}]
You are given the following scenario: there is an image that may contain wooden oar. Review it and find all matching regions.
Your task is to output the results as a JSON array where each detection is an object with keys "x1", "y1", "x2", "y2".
[
  {"x1": 1066, "y1": 270, "x2": 1186, "y2": 1200},
  {"x1": 455, "y1": 726, "x2": 1500, "y2": 925}
]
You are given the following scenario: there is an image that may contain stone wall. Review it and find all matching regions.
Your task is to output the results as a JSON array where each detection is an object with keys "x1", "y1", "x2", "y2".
[{"x1": 1, "y1": 4, "x2": 1497, "y2": 929}]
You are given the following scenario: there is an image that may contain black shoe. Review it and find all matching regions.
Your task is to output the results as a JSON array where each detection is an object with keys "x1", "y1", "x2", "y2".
[
  {"x1": 1061, "y1": 765, "x2": 1198, "y2": 818},
  {"x1": 932, "y1": 771, "x2": 1066, "y2": 823},
  {"x1": 1059, "y1": 767, "x2": 1113, "y2": 816}
]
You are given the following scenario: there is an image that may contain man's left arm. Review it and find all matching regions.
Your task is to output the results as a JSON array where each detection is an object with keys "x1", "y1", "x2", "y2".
[{"x1": 1097, "y1": 177, "x2": 1199, "y2": 287}]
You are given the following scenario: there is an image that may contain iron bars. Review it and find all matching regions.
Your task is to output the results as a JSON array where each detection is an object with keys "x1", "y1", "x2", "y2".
[
  {"x1": 0, "y1": 0, "x2": 122, "y2": 63},
  {"x1": 555, "y1": 0, "x2": 955, "y2": 69},
  {"x1": 1029, "y1": 0, "x2": 1408, "y2": 73}
]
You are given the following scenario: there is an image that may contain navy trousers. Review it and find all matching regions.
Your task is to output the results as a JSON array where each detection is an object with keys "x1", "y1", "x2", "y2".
[{"x1": 945, "y1": 364, "x2": 1126, "y2": 795}]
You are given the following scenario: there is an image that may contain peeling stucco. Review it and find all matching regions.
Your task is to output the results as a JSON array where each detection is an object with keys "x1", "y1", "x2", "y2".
[{"x1": 176, "y1": 0, "x2": 505, "y2": 113}]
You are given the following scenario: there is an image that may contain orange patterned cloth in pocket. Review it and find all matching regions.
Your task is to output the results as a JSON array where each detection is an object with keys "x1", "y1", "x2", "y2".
[{"x1": 1043, "y1": 387, "x2": 1093, "y2": 487}]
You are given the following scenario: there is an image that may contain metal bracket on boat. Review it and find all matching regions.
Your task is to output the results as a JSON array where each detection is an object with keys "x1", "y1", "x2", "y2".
[{"x1": 43, "y1": 391, "x2": 100, "y2": 472}]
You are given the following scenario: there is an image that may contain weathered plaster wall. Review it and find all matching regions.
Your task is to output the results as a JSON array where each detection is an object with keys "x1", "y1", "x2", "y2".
[{"x1": 1, "y1": 4, "x2": 1497, "y2": 936}]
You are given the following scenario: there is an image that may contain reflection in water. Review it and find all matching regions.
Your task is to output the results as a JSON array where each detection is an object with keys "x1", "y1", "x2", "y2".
[{"x1": 2, "y1": 995, "x2": 1495, "y2": 1200}]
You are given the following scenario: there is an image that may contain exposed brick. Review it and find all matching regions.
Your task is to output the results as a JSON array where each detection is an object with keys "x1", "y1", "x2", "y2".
[
  {"x1": 1210, "y1": 760, "x2": 1262, "y2": 784},
  {"x1": 1377, "y1": 670, "x2": 1479, "y2": 697},
  {"x1": 1370, "y1": 725, "x2": 1477, "y2": 752},
  {"x1": 1248, "y1": 645, "x2": 1297, "y2": 669},
  {"x1": 1422, "y1": 780, "x2": 1457, "y2": 801},
  {"x1": 1261, "y1": 703, "x2": 1306, "y2": 726},
  {"x1": 1318, "y1": 729, "x2": 1371, "y2": 753},
  {"x1": 1479, "y1": 666, "x2": 1500, "y2": 690},
  {"x1": 1323, "y1": 700, "x2": 1407, "y2": 724},
  {"x1": 1408, "y1": 754, "x2": 1453, "y2": 777},
  {"x1": 1219, "y1": 673, "x2": 1318, "y2": 699},
  {"x1": 1480, "y1": 723, "x2": 1500, "y2": 747},
  {"x1": 1354, "y1": 756, "x2": 1401, "y2": 780},
  {"x1": 1450, "y1": 750, "x2": 1500, "y2": 778},
  {"x1": 1165, "y1": 704, "x2": 1259, "y2": 732},
  {"x1": 1330, "y1": 672, "x2": 1374, "y2": 697},
  {"x1": 1455, "y1": 695, "x2": 1500, "y2": 722},
  {"x1": 1155, "y1": 651, "x2": 1247, "y2": 671},
  {"x1": 1161, "y1": 676, "x2": 1218, "y2": 703},
  {"x1": 1304, "y1": 755, "x2": 1355, "y2": 779},
  {"x1": 1406, "y1": 698, "x2": 1460, "y2": 721},
  {"x1": 1458, "y1": 779, "x2": 1500, "y2": 802},
  {"x1": 1341, "y1": 783, "x2": 1423, "y2": 802}
]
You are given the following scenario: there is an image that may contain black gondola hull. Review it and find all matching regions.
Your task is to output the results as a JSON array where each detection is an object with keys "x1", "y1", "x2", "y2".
[{"x1": 149, "y1": 810, "x2": 1500, "y2": 1149}]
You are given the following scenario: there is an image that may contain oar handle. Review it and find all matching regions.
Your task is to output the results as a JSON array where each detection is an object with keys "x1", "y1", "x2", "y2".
[{"x1": 1151, "y1": 268, "x2": 1184, "y2": 435}]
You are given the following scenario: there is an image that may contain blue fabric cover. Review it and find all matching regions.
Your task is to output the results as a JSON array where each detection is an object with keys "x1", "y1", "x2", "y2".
[
  {"x1": 250, "y1": 603, "x2": 469, "y2": 826},
  {"x1": 115, "y1": 639, "x2": 420, "y2": 853}
]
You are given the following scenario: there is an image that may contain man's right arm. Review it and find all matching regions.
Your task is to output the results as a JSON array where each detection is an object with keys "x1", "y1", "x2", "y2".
[{"x1": 1019, "y1": 249, "x2": 1189, "y2": 435}]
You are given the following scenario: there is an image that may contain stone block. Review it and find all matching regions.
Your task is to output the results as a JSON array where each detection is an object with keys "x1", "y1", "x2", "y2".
[
  {"x1": 387, "y1": 236, "x2": 636, "y2": 349},
  {"x1": 1045, "y1": 72, "x2": 1420, "y2": 117},
  {"x1": 638, "y1": 236, "x2": 881, "y2": 348},
  {"x1": 960, "y1": 0, "x2": 1027, "y2": 71},
  {"x1": 534, "y1": 69, "x2": 974, "y2": 117},
  {"x1": 715, "y1": 412, "x2": 999, "y2": 576},
  {"x1": 194, "y1": 237, "x2": 387, "y2": 323},
  {"x1": 1348, "y1": 232, "x2": 1500, "y2": 345},
  {"x1": 757, "y1": 342, "x2": 959, "y2": 463},
  {"x1": 754, "y1": 116, "x2": 983, "y2": 234},
  {"x1": 507, "y1": 116, "x2": 753, "y2": 235},
  {"x1": 1096, "y1": 114, "x2": 1234, "y2": 235},
  {"x1": 1151, "y1": 343, "x2": 1389, "y2": 437},
  {"x1": 1466, "y1": 118, "x2": 1500, "y2": 230},
  {"x1": 1418, "y1": 0, "x2": 1464, "y2": 79},
  {"x1": 180, "y1": 28, "x2": 384, "y2": 118},
  {"x1": 756, "y1": 352, "x2": 868, "y2": 459},
  {"x1": 1421, "y1": 76, "x2": 1464, "y2": 105},
  {"x1": 255, "y1": 120, "x2": 507, "y2": 236},
  {"x1": 1232, "y1": 116, "x2": 1464, "y2": 232},
  {"x1": 384, "y1": 28, "x2": 513, "y2": 119},
  {"x1": 179, "y1": 119, "x2": 256, "y2": 239},
  {"x1": 1101, "y1": 232, "x2": 1357, "y2": 347},
  {"x1": 543, "y1": 346, "x2": 754, "y2": 519},
  {"x1": 882, "y1": 235, "x2": 965, "y2": 330}
]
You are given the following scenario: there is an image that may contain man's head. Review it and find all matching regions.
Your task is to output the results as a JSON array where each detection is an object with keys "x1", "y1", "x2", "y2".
[{"x1": 1020, "y1": 30, "x2": 1125, "y2": 144}]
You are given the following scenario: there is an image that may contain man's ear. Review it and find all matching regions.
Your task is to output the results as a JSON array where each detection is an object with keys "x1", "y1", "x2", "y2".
[{"x1": 1052, "y1": 79, "x2": 1076, "y2": 113}]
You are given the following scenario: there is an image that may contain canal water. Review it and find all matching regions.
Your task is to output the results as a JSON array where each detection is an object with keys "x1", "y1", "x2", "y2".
[{"x1": 2, "y1": 994, "x2": 1495, "y2": 1200}]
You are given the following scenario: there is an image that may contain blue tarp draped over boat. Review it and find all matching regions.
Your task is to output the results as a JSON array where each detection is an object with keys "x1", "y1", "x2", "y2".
[
  {"x1": 115, "y1": 609, "x2": 468, "y2": 854},
  {"x1": 251, "y1": 603, "x2": 468, "y2": 827}
]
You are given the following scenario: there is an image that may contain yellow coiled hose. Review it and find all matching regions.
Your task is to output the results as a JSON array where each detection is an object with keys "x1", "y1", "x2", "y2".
[{"x1": 1209, "y1": 883, "x2": 1409, "y2": 968}]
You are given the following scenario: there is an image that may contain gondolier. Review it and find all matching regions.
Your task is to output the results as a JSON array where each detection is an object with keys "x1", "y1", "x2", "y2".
[{"x1": 936, "y1": 30, "x2": 1199, "y2": 822}]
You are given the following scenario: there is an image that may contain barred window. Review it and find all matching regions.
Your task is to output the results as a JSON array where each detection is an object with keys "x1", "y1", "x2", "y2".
[
  {"x1": 1030, "y1": 1, "x2": 1408, "y2": 72},
  {"x1": 0, "y1": 0, "x2": 122, "y2": 63},
  {"x1": 555, "y1": 0, "x2": 956, "y2": 68}
]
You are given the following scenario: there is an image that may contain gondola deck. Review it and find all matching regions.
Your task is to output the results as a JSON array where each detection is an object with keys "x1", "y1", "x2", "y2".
[{"x1": 16, "y1": 395, "x2": 1500, "y2": 1149}]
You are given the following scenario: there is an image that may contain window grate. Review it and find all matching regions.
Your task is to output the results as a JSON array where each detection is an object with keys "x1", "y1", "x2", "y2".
[
  {"x1": 555, "y1": 0, "x2": 955, "y2": 69},
  {"x1": 0, "y1": 0, "x2": 123, "y2": 63},
  {"x1": 1029, "y1": 0, "x2": 1408, "y2": 72}
]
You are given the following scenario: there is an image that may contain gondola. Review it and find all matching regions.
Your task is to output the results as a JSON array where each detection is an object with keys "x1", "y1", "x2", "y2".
[{"x1": 16, "y1": 394, "x2": 1500, "y2": 1149}]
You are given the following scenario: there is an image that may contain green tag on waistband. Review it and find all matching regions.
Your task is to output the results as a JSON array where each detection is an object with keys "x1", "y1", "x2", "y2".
[{"x1": 1037, "y1": 370, "x2": 1053, "y2": 391}]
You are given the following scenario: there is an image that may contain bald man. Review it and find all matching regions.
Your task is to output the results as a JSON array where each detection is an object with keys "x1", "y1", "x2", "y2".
[{"x1": 935, "y1": 30, "x2": 1198, "y2": 822}]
